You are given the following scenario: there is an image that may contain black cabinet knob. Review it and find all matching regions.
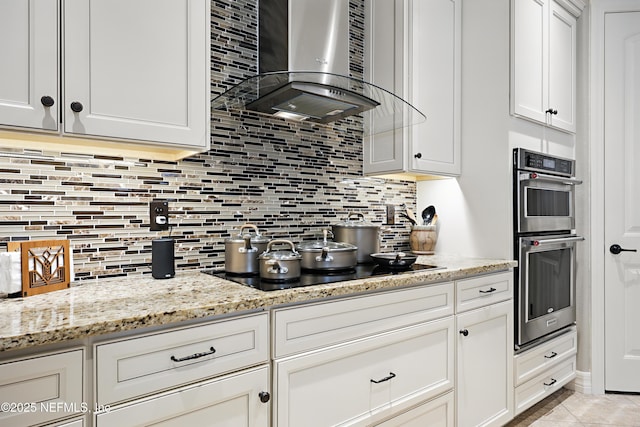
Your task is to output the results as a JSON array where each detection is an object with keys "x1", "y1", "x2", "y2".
[
  {"x1": 41, "y1": 96, "x2": 55, "y2": 107},
  {"x1": 258, "y1": 391, "x2": 270, "y2": 403},
  {"x1": 545, "y1": 108, "x2": 558, "y2": 115},
  {"x1": 414, "y1": 152, "x2": 422, "y2": 159},
  {"x1": 459, "y1": 329, "x2": 469, "y2": 337},
  {"x1": 610, "y1": 244, "x2": 637, "y2": 255},
  {"x1": 70, "y1": 101, "x2": 84, "y2": 113}
]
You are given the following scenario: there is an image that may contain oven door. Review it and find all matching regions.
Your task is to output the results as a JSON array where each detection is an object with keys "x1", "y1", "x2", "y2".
[
  {"x1": 516, "y1": 172, "x2": 581, "y2": 233},
  {"x1": 516, "y1": 234, "x2": 584, "y2": 348}
]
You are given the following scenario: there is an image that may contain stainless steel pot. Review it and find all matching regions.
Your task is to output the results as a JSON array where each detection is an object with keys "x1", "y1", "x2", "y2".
[
  {"x1": 297, "y1": 231, "x2": 358, "y2": 271},
  {"x1": 332, "y1": 212, "x2": 381, "y2": 263},
  {"x1": 224, "y1": 223, "x2": 270, "y2": 275},
  {"x1": 258, "y1": 240, "x2": 302, "y2": 282}
]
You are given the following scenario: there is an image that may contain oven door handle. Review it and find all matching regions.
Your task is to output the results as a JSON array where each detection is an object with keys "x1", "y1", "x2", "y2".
[
  {"x1": 519, "y1": 172, "x2": 583, "y2": 185},
  {"x1": 529, "y1": 236, "x2": 585, "y2": 246}
]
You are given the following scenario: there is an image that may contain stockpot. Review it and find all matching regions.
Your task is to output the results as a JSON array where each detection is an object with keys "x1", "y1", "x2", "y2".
[
  {"x1": 258, "y1": 240, "x2": 302, "y2": 282},
  {"x1": 297, "y1": 230, "x2": 358, "y2": 271},
  {"x1": 224, "y1": 223, "x2": 270, "y2": 275},
  {"x1": 332, "y1": 213, "x2": 381, "y2": 263}
]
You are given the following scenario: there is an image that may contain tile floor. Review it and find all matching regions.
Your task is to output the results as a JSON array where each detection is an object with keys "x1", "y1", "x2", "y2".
[{"x1": 506, "y1": 388, "x2": 640, "y2": 426}]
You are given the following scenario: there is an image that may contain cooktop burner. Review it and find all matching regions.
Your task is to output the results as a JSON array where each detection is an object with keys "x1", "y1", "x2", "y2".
[{"x1": 202, "y1": 264, "x2": 442, "y2": 291}]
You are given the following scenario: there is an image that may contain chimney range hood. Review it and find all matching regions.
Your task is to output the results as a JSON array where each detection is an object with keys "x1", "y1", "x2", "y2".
[{"x1": 210, "y1": 0, "x2": 425, "y2": 136}]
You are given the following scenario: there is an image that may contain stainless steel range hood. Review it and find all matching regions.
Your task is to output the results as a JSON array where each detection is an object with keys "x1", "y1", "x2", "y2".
[{"x1": 210, "y1": 0, "x2": 425, "y2": 135}]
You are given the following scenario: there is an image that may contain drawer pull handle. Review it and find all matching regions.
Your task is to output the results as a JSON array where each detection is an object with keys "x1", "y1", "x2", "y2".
[
  {"x1": 479, "y1": 287, "x2": 497, "y2": 294},
  {"x1": 170, "y1": 346, "x2": 216, "y2": 362},
  {"x1": 459, "y1": 329, "x2": 469, "y2": 337},
  {"x1": 543, "y1": 378, "x2": 557, "y2": 387},
  {"x1": 544, "y1": 351, "x2": 558, "y2": 359},
  {"x1": 371, "y1": 372, "x2": 396, "y2": 384}
]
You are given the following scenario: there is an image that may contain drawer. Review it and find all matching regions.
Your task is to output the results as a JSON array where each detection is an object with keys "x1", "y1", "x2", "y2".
[
  {"x1": 50, "y1": 418, "x2": 85, "y2": 427},
  {"x1": 273, "y1": 282, "x2": 454, "y2": 358},
  {"x1": 0, "y1": 348, "x2": 84, "y2": 427},
  {"x1": 95, "y1": 366, "x2": 269, "y2": 426},
  {"x1": 274, "y1": 317, "x2": 455, "y2": 427},
  {"x1": 455, "y1": 271, "x2": 513, "y2": 313},
  {"x1": 373, "y1": 391, "x2": 454, "y2": 427},
  {"x1": 514, "y1": 356, "x2": 577, "y2": 416},
  {"x1": 514, "y1": 328, "x2": 577, "y2": 386},
  {"x1": 95, "y1": 312, "x2": 268, "y2": 406}
]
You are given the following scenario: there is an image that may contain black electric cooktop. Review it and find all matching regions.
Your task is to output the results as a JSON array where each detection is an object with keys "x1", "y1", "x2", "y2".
[{"x1": 202, "y1": 263, "x2": 442, "y2": 291}]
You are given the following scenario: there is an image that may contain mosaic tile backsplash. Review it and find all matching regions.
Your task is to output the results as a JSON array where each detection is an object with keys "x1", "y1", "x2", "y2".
[{"x1": 0, "y1": 0, "x2": 416, "y2": 282}]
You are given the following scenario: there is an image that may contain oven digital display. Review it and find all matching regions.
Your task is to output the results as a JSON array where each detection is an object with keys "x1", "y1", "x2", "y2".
[{"x1": 542, "y1": 158, "x2": 556, "y2": 169}]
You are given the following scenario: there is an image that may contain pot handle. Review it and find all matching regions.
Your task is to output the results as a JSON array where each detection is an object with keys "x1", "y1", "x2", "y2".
[
  {"x1": 238, "y1": 223, "x2": 261, "y2": 237},
  {"x1": 265, "y1": 239, "x2": 297, "y2": 254},
  {"x1": 346, "y1": 212, "x2": 366, "y2": 222}
]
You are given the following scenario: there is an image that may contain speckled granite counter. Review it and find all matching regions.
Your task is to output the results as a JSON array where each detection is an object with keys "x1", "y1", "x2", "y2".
[{"x1": 0, "y1": 254, "x2": 516, "y2": 354}]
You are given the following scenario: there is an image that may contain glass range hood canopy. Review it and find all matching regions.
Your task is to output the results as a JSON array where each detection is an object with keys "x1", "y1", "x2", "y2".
[{"x1": 210, "y1": 71, "x2": 426, "y2": 136}]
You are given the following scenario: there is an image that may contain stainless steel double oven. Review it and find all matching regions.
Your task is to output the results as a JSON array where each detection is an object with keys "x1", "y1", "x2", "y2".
[{"x1": 513, "y1": 148, "x2": 583, "y2": 351}]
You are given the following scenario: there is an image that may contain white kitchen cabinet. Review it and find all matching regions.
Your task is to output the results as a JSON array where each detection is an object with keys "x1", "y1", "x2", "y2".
[
  {"x1": 364, "y1": 0, "x2": 461, "y2": 178},
  {"x1": 274, "y1": 318, "x2": 455, "y2": 427},
  {"x1": 514, "y1": 327, "x2": 577, "y2": 415},
  {"x1": 511, "y1": 0, "x2": 583, "y2": 133},
  {"x1": 0, "y1": 0, "x2": 210, "y2": 156},
  {"x1": 0, "y1": 348, "x2": 85, "y2": 427},
  {"x1": 95, "y1": 366, "x2": 270, "y2": 427},
  {"x1": 455, "y1": 272, "x2": 514, "y2": 427},
  {"x1": 272, "y1": 282, "x2": 455, "y2": 427},
  {"x1": 0, "y1": 0, "x2": 59, "y2": 131}
]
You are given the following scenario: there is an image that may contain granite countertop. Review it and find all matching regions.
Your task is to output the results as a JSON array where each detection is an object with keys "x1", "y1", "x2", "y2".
[{"x1": 0, "y1": 254, "x2": 516, "y2": 354}]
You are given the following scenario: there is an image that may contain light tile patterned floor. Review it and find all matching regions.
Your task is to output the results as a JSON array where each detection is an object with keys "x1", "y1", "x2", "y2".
[{"x1": 506, "y1": 388, "x2": 640, "y2": 426}]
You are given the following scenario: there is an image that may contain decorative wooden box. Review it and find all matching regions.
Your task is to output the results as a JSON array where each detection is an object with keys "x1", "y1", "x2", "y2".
[{"x1": 7, "y1": 240, "x2": 71, "y2": 297}]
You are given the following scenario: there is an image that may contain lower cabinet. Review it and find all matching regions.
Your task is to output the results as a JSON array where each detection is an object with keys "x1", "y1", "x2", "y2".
[
  {"x1": 456, "y1": 296, "x2": 514, "y2": 427},
  {"x1": 514, "y1": 327, "x2": 577, "y2": 415},
  {"x1": 95, "y1": 366, "x2": 270, "y2": 426},
  {"x1": 274, "y1": 318, "x2": 455, "y2": 427},
  {"x1": 0, "y1": 348, "x2": 84, "y2": 427}
]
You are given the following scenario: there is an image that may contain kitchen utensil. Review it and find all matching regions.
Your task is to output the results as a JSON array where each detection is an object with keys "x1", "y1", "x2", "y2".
[
  {"x1": 297, "y1": 230, "x2": 358, "y2": 271},
  {"x1": 225, "y1": 223, "x2": 270, "y2": 275},
  {"x1": 399, "y1": 213, "x2": 417, "y2": 226},
  {"x1": 370, "y1": 252, "x2": 418, "y2": 269},
  {"x1": 410, "y1": 225, "x2": 437, "y2": 254},
  {"x1": 332, "y1": 212, "x2": 382, "y2": 263},
  {"x1": 258, "y1": 239, "x2": 302, "y2": 282},
  {"x1": 421, "y1": 205, "x2": 436, "y2": 225},
  {"x1": 406, "y1": 207, "x2": 418, "y2": 224}
]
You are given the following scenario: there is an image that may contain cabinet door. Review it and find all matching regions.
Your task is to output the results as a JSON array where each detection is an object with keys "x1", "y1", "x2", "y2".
[
  {"x1": 456, "y1": 300, "x2": 513, "y2": 427},
  {"x1": 95, "y1": 366, "x2": 270, "y2": 427},
  {"x1": 0, "y1": 0, "x2": 58, "y2": 131},
  {"x1": 548, "y1": 1, "x2": 576, "y2": 132},
  {"x1": 511, "y1": 0, "x2": 548, "y2": 125},
  {"x1": 408, "y1": 0, "x2": 461, "y2": 176},
  {"x1": 63, "y1": 0, "x2": 208, "y2": 148}
]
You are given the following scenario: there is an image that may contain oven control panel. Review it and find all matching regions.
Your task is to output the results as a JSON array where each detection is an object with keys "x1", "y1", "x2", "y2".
[{"x1": 514, "y1": 148, "x2": 574, "y2": 177}]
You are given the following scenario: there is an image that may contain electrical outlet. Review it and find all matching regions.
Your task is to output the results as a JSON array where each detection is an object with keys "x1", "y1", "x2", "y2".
[
  {"x1": 386, "y1": 204, "x2": 395, "y2": 225},
  {"x1": 150, "y1": 201, "x2": 169, "y2": 231}
]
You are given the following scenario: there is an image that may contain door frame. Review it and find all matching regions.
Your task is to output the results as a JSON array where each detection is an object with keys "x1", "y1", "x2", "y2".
[{"x1": 589, "y1": 0, "x2": 640, "y2": 395}]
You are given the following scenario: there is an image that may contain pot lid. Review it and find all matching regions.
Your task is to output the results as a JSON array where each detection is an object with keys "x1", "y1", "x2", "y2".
[
  {"x1": 259, "y1": 250, "x2": 302, "y2": 261},
  {"x1": 297, "y1": 240, "x2": 357, "y2": 252},
  {"x1": 226, "y1": 224, "x2": 270, "y2": 243},
  {"x1": 333, "y1": 212, "x2": 379, "y2": 228}
]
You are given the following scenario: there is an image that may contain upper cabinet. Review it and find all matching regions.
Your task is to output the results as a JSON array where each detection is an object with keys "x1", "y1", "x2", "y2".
[
  {"x1": 0, "y1": 0, "x2": 210, "y2": 159},
  {"x1": 363, "y1": 0, "x2": 461, "y2": 178},
  {"x1": 511, "y1": 0, "x2": 584, "y2": 133}
]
